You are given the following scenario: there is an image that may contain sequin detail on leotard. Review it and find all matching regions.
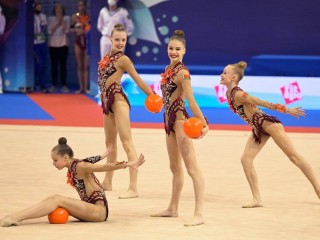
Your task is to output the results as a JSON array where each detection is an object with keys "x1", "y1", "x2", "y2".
[
  {"x1": 161, "y1": 62, "x2": 189, "y2": 135},
  {"x1": 228, "y1": 86, "x2": 281, "y2": 144},
  {"x1": 98, "y1": 51, "x2": 130, "y2": 115},
  {"x1": 67, "y1": 155, "x2": 109, "y2": 220}
]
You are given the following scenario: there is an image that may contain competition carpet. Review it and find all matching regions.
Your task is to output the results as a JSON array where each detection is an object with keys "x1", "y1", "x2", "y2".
[{"x1": 0, "y1": 93, "x2": 319, "y2": 132}]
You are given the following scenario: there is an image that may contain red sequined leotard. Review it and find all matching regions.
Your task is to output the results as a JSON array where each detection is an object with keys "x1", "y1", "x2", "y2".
[
  {"x1": 161, "y1": 62, "x2": 190, "y2": 135},
  {"x1": 227, "y1": 86, "x2": 282, "y2": 144},
  {"x1": 98, "y1": 51, "x2": 130, "y2": 115},
  {"x1": 67, "y1": 155, "x2": 109, "y2": 220}
]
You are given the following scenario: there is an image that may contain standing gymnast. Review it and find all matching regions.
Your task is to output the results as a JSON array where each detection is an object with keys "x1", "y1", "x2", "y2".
[
  {"x1": 98, "y1": 23, "x2": 154, "y2": 199},
  {"x1": 220, "y1": 61, "x2": 320, "y2": 207},
  {"x1": 0, "y1": 137, "x2": 145, "y2": 227},
  {"x1": 151, "y1": 30, "x2": 209, "y2": 226}
]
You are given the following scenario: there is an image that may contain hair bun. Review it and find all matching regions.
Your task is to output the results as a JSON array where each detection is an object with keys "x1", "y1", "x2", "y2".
[
  {"x1": 238, "y1": 61, "x2": 247, "y2": 69},
  {"x1": 173, "y1": 30, "x2": 185, "y2": 39},
  {"x1": 114, "y1": 23, "x2": 123, "y2": 29},
  {"x1": 58, "y1": 137, "x2": 67, "y2": 145}
]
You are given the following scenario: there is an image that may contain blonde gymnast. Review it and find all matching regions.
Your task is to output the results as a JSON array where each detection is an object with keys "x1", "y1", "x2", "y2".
[{"x1": 220, "y1": 61, "x2": 320, "y2": 208}]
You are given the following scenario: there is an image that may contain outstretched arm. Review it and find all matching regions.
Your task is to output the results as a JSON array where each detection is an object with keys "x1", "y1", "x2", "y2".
[
  {"x1": 235, "y1": 91, "x2": 306, "y2": 118},
  {"x1": 286, "y1": 107, "x2": 306, "y2": 118},
  {"x1": 80, "y1": 153, "x2": 145, "y2": 173}
]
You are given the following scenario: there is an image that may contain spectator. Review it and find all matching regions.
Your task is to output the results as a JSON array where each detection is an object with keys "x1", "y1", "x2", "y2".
[
  {"x1": 71, "y1": 0, "x2": 90, "y2": 94},
  {"x1": 47, "y1": 3, "x2": 70, "y2": 93},
  {"x1": 33, "y1": 1, "x2": 48, "y2": 93},
  {"x1": 97, "y1": 0, "x2": 134, "y2": 59}
]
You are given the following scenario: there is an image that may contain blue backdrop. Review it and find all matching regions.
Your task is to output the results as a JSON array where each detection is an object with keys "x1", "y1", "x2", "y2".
[
  {"x1": 0, "y1": 0, "x2": 320, "y2": 92},
  {"x1": 89, "y1": 0, "x2": 320, "y2": 94}
]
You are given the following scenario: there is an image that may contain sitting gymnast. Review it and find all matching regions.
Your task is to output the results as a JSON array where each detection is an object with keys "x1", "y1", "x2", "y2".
[{"x1": 0, "y1": 137, "x2": 145, "y2": 227}]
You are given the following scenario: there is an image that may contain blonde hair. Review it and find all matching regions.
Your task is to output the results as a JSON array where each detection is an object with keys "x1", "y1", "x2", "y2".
[
  {"x1": 111, "y1": 23, "x2": 126, "y2": 37},
  {"x1": 230, "y1": 61, "x2": 247, "y2": 81},
  {"x1": 169, "y1": 30, "x2": 186, "y2": 47}
]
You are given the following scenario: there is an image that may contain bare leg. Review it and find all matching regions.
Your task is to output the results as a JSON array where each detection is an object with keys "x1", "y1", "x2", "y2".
[
  {"x1": 241, "y1": 134, "x2": 269, "y2": 208},
  {"x1": 175, "y1": 121, "x2": 204, "y2": 226},
  {"x1": 0, "y1": 194, "x2": 106, "y2": 227},
  {"x1": 102, "y1": 113, "x2": 118, "y2": 191},
  {"x1": 75, "y1": 44, "x2": 84, "y2": 92},
  {"x1": 151, "y1": 132, "x2": 183, "y2": 217},
  {"x1": 113, "y1": 101, "x2": 139, "y2": 199},
  {"x1": 83, "y1": 54, "x2": 89, "y2": 92},
  {"x1": 266, "y1": 123, "x2": 320, "y2": 199}
]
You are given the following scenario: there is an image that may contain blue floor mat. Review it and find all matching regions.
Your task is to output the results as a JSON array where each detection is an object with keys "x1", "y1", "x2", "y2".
[
  {"x1": 0, "y1": 93, "x2": 53, "y2": 120},
  {"x1": 1, "y1": 93, "x2": 319, "y2": 127}
]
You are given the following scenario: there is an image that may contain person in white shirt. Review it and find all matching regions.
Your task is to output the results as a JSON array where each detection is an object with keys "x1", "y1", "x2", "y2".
[
  {"x1": 47, "y1": 3, "x2": 70, "y2": 93},
  {"x1": 97, "y1": 0, "x2": 134, "y2": 59},
  {"x1": 34, "y1": 1, "x2": 48, "y2": 93}
]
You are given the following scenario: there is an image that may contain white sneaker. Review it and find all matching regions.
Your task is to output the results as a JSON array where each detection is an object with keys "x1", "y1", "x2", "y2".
[
  {"x1": 49, "y1": 86, "x2": 57, "y2": 93},
  {"x1": 61, "y1": 86, "x2": 69, "y2": 93}
]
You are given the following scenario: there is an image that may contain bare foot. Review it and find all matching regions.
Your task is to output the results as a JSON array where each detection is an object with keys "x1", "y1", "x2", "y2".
[
  {"x1": 184, "y1": 216, "x2": 204, "y2": 227},
  {"x1": 118, "y1": 190, "x2": 138, "y2": 199},
  {"x1": 0, "y1": 216, "x2": 21, "y2": 227},
  {"x1": 150, "y1": 209, "x2": 178, "y2": 217},
  {"x1": 242, "y1": 202, "x2": 263, "y2": 208}
]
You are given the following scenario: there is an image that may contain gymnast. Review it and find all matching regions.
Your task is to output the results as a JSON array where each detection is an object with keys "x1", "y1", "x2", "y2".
[
  {"x1": 0, "y1": 137, "x2": 145, "y2": 227},
  {"x1": 220, "y1": 61, "x2": 320, "y2": 208}
]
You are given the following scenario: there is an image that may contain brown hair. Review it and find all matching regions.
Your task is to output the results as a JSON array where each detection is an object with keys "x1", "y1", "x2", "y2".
[
  {"x1": 111, "y1": 23, "x2": 126, "y2": 37},
  {"x1": 52, "y1": 3, "x2": 65, "y2": 16},
  {"x1": 169, "y1": 30, "x2": 186, "y2": 48},
  {"x1": 51, "y1": 137, "x2": 74, "y2": 158},
  {"x1": 230, "y1": 61, "x2": 247, "y2": 81}
]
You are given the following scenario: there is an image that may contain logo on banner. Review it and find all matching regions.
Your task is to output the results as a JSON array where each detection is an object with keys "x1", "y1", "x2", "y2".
[
  {"x1": 280, "y1": 81, "x2": 303, "y2": 104},
  {"x1": 214, "y1": 84, "x2": 227, "y2": 103}
]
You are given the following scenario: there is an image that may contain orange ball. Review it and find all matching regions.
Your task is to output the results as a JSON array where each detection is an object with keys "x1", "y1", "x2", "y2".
[
  {"x1": 48, "y1": 208, "x2": 69, "y2": 224},
  {"x1": 183, "y1": 117, "x2": 204, "y2": 138},
  {"x1": 145, "y1": 94, "x2": 163, "y2": 113}
]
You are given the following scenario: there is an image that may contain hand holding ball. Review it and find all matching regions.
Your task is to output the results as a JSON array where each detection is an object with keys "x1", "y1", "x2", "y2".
[
  {"x1": 145, "y1": 94, "x2": 163, "y2": 113},
  {"x1": 183, "y1": 117, "x2": 204, "y2": 138}
]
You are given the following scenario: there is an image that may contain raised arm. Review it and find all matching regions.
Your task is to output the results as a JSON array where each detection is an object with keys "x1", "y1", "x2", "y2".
[
  {"x1": 235, "y1": 90, "x2": 306, "y2": 118},
  {"x1": 120, "y1": 56, "x2": 154, "y2": 96}
]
